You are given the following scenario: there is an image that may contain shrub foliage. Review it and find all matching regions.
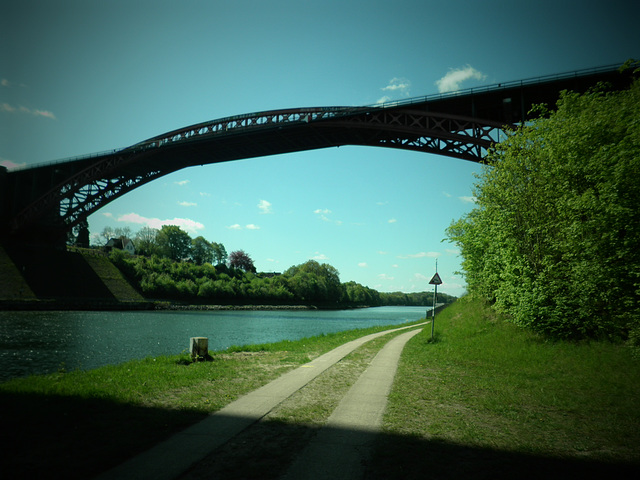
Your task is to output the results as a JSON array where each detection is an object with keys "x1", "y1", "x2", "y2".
[
  {"x1": 109, "y1": 250, "x2": 456, "y2": 307},
  {"x1": 447, "y1": 71, "x2": 640, "y2": 339}
]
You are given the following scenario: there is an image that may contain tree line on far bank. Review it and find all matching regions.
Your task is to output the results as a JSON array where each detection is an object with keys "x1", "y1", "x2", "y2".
[
  {"x1": 92, "y1": 223, "x2": 455, "y2": 307},
  {"x1": 108, "y1": 248, "x2": 455, "y2": 307},
  {"x1": 93, "y1": 225, "x2": 232, "y2": 267}
]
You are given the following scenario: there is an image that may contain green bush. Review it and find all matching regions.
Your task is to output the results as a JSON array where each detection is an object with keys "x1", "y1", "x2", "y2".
[{"x1": 448, "y1": 74, "x2": 640, "y2": 339}]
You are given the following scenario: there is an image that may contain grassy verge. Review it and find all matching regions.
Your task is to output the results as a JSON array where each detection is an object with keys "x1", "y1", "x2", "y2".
[
  {"x1": 80, "y1": 250, "x2": 145, "y2": 302},
  {"x1": 367, "y1": 297, "x2": 640, "y2": 479},
  {"x1": 4, "y1": 299, "x2": 639, "y2": 480},
  {"x1": 182, "y1": 330, "x2": 416, "y2": 480},
  {"x1": 0, "y1": 321, "x2": 422, "y2": 478}
]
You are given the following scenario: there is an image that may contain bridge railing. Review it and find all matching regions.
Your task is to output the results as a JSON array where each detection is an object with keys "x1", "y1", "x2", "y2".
[
  {"x1": 370, "y1": 63, "x2": 624, "y2": 109},
  {"x1": 122, "y1": 106, "x2": 371, "y2": 153},
  {"x1": 8, "y1": 147, "x2": 133, "y2": 172},
  {"x1": 8, "y1": 107, "x2": 367, "y2": 172}
]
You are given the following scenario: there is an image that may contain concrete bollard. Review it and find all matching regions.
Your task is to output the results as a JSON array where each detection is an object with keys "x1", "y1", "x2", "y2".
[{"x1": 190, "y1": 337, "x2": 209, "y2": 360}]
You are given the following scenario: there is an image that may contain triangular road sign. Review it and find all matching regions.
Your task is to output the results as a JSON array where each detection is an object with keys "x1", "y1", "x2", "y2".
[{"x1": 429, "y1": 272, "x2": 442, "y2": 285}]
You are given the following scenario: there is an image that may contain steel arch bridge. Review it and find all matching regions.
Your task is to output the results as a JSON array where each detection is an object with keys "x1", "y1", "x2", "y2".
[{"x1": 0, "y1": 64, "x2": 633, "y2": 246}]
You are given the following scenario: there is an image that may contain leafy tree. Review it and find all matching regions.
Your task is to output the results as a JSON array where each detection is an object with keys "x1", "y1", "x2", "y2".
[
  {"x1": 108, "y1": 246, "x2": 457, "y2": 307},
  {"x1": 191, "y1": 236, "x2": 214, "y2": 265},
  {"x1": 284, "y1": 260, "x2": 344, "y2": 303},
  {"x1": 97, "y1": 226, "x2": 114, "y2": 246},
  {"x1": 97, "y1": 226, "x2": 132, "y2": 246},
  {"x1": 134, "y1": 226, "x2": 160, "y2": 256},
  {"x1": 69, "y1": 219, "x2": 90, "y2": 247},
  {"x1": 447, "y1": 74, "x2": 640, "y2": 339},
  {"x1": 344, "y1": 281, "x2": 381, "y2": 306},
  {"x1": 228, "y1": 250, "x2": 256, "y2": 273},
  {"x1": 157, "y1": 225, "x2": 192, "y2": 261},
  {"x1": 210, "y1": 242, "x2": 227, "y2": 266}
]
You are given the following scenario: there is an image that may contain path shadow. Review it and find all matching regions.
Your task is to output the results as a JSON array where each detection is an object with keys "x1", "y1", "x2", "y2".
[
  {"x1": 0, "y1": 390, "x2": 205, "y2": 479},
  {"x1": 179, "y1": 418, "x2": 640, "y2": 480},
  {"x1": 1, "y1": 389, "x2": 638, "y2": 480}
]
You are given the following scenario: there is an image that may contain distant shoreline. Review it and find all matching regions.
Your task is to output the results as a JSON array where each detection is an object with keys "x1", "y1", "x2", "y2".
[
  {"x1": 156, "y1": 304, "x2": 318, "y2": 311},
  {"x1": 0, "y1": 300, "x2": 439, "y2": 312},
  {"x1": 0, "y1": 300, "x2": 352, "y2": 312}
]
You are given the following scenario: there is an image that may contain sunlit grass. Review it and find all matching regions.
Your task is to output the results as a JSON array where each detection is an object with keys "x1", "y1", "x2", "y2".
[
  {"x1": 0, "y1": 320, "x2": 424, "y2": 478},
  {"x1": 2, "y1": 321, "x2": 423, "y2": 412},
  {"x1": 378, "y1": 297, "x2": 640, "y2": 464}
]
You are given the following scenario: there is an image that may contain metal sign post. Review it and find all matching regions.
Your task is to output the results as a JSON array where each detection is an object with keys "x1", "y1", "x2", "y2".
[{"x1": 428, "y1": 265, "x2": 442, "y2": 340}]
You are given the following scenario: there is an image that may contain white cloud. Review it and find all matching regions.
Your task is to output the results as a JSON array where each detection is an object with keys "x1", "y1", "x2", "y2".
[
  {"x1": 313, "y1": 252, "x2": 329, "y2": 260},
  {"x1": 358, "y1": 262, "x2": 368, "y2": 268},
  {"x1": 414, "y1": 273, "x2": 428, "y2": 281},
  {"x1": 377, "y1": 251, "x2": 388, "y2": 255},
  {"x1": 388, "y1": 218, "x2": 397, "y2": 224},
  {"x1": 382, "y1": 78, "x2": 411, "y2": 92},
  {"x1": 1, "y1": 78, "x2": 27, "y2": 88},
  {"x1": 1, "y1": 102, "x2": 56, "y2": 119},
  {"x1": 378, "y1": 273, "x2": 395, "y2": 280},
  {"x1": 33, "y1": 109, "x2": 56, "y2": 120},
  {"x1": 102, "y1": 212, "x2": 114, "y2": 218},
  {"x1": 258, "y1": 199, "x2": 272, "y2": 214},
  {"x1": 435, "y1": 65, "x2": 487, "y2": 93},
  {"x1": 314, "y1": 208, "x2": 342, "y2": 225},
  {"x1": 117, "y1": 212, "x2": 204, "y2": 235},
  {"x1": 459, "y1": 196, "x2": 477, "y2": 203},
  {"x1": 392, "y1": 264, "x2": 399, "y2": 268},
  {"x1": 0, "y1": 158, "x2": 26, "y2": 170},
  {"x1": 199, "y1": 192, "x2": 211, "y2": 197},
  {"x1": 377, "y1": 77, "x2": 411, "y2": 104},
  {"x1": 397, "y1": 251, "x2": 441, "y2": 259},
  {"x1": 178, "y1": 201, "x2": 197, "y2": 207},
  {"x1": 174, "y1": 180, "x2": 189, "y2": 186},
  {"x1": 225, "y1": 224, "x2": 260, "y2": 230},
  {"x1": 442, "y1": 191, "x2": 452, "y2": 198}
]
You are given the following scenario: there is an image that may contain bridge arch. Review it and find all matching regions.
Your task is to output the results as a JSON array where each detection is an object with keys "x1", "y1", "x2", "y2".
[{"x1": 2, "y1": 64, "x2": 632, "y2": 245}]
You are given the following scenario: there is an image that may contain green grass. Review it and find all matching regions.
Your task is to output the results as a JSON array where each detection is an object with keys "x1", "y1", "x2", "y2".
[
  {"x1": 367, "y1": 297, "x2": 640, "y2": 479},
  {"x1": 0, "y1": 244, "x2": 37, "y2": 300},
  {"x1": 0, "y1": 321, "x2": 423, "y2": 478},
  {"x1": 3, "y1": 301, "x2": 640, "y2": 480},
  {"x1": 183, "y1": 330, "x2": 418, "y2": 480},
  {"x1": 80, "y1": 250, "x2": 145, "y2": 302}
]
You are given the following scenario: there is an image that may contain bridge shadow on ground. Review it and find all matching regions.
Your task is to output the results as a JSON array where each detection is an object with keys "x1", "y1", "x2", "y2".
[{"x1": 1, "y1": 389, "x2": 638, "y2": 480}]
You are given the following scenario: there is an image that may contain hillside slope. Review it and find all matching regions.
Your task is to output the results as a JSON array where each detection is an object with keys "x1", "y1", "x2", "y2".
[
  {"x1": 0, "y1": 244, "x2": 37, "y2": 301},
  {"x1": 80, "y1": 251, "x2": 145, "y2": 302}
]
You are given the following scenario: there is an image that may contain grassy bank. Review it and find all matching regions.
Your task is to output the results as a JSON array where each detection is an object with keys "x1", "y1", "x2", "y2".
[
  {"x1": 2, "y1": 298, "x2": 639, "y2": 479},
  {"x1": 0, "y1": 321, "x2": 420, "y2": 478},
  {"x1": 368, "y1": 297, "x2": 640, "y2": 478}
]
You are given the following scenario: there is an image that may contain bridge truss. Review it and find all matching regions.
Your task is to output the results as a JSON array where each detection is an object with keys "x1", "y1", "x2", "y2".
[{"x1": 1, "y1": 64, "x2": 632, "y2": 245}]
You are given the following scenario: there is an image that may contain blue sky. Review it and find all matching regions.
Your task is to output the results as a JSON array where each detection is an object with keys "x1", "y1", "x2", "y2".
[{"x1": 2, "y1": 0, "x2": 638, "y2": 297}]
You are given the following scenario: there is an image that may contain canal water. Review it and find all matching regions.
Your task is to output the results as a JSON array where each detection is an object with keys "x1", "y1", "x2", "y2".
[{"x1": 0, "y1": 306, "x2": 429, "y2": 382}]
